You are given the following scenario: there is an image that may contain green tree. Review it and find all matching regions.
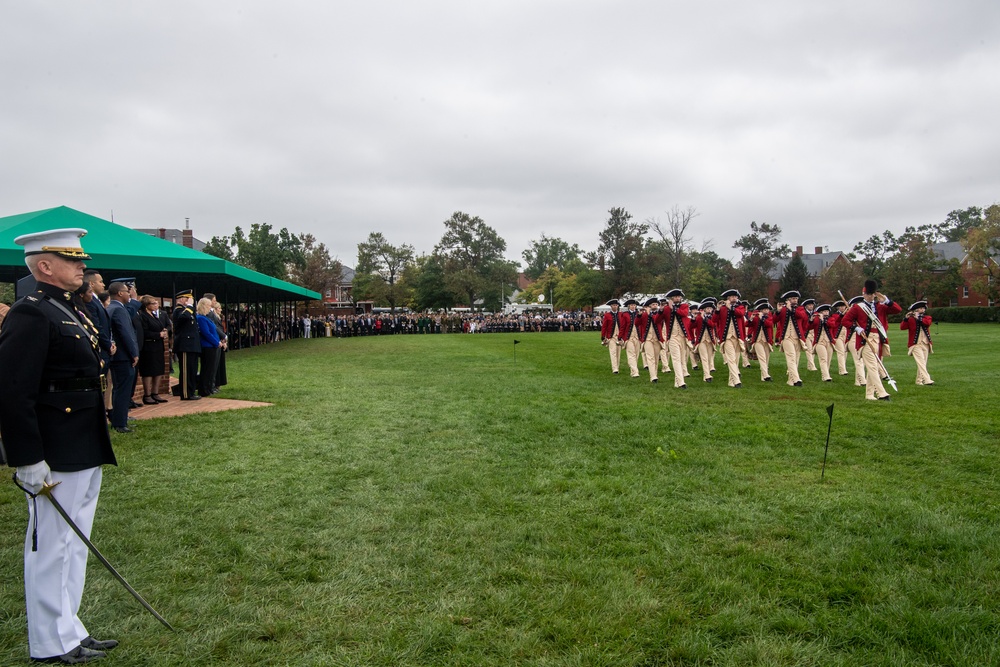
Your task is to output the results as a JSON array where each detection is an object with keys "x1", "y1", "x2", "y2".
[
  {"x1": 817, "y1": 258, "x2": 864, "y2": 303},
  {"x1": 778, "y1": 253, "x2": 812, "y2": 296},
  {"x1": 683, "y1": 249, "x2": 734, "y2": 299},
  {"x1": 228, "y1": 223, "x2": 304, "y2": 280},
  {"x1": 288, "y1": 233, "x2": 342, "y2": 297},
  {"x1": 408, "y1": 254, "x2": 455, "y2": 311},
  {"x1": 356, "y1": 232, "x2": 415, "y2": 312},
  {"x1": 883, "y1": 229, "x2": 961, "y2": 306},
  {"x1": 435, "y1": 211, "x2": 510, "y2": 309},
  {"x1": 522, "y1": 234, "x2": 582, "y2": 281},
  {"x1": 937, "y1": 206, "x2": 984, "y2": 243},
  {"x1": 649, "y1": 205, "x2": 698, "y2": 288},
  {"x1": 586, "y1": 207, "x2": 649, "y2": 298},
  {"x1": 850, "y1": 230, "x2": 897, "y2": 283},
  {"x1": 963, "y1": 203, "x2": 1000, "y2": 304},
  {"x1": 732, "y1": 222, "x2": 789, "y2": 299},
  {"x1": 203, "y1": 235, "x2": 235, "y2": 261}
]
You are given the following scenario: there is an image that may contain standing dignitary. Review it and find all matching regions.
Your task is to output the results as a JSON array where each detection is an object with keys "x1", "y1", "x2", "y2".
[
  {"x1": 107, "y1": 281, "x2": 140, "y2": 433},
  {"x1": 636, "y1": 297, "x2": 664, "y2": 383},
  {"x1": 0, "y1": 228, "x2": 119, "y2": 663},
  {"x1": 196, "y1": 298, "x2": 222, "y2": 397},
  {"x1": 715, "y1": 289, "x2": 746, "y2": 388},
  {"x1": 900, "y1": 300, "x2": 935, "y2": 385},
  {"x1": 689, "y1": 299, "x2": 717, "y2": 383},
  {"x1": 661, "y1": 289, "x2": 691, "y2": 389},
  {"x1": 840, "y1": 280, "x2": 902, "y2": 401},
  {"x1": 137, "y1": 295, "x2": 171, "y2": 404},
  {"x1": 747, "y1": 299, "x2": 775, "y2": 382},
  {"x1": 205, "y1": 294, "x2": 228, "y2": 392},
  {"x1": 600, "y1": 299, "x2": 623, "y2": 374},
  {"x1": 774, "y1": 290, "x2": 809, "y2": 386},
  {"x1": 172, "y1": 289, "x2": 202, "y2": 400},
  {"x1": 618, "y1": 299, "x2": 642, "y2": 378}
]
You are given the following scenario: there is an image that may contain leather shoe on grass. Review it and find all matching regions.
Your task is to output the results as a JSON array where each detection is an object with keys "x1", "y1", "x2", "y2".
[
  {"x1": 80, "y1": 637, "x2": 118, "y2": 651},
  {"x1": 32, "y1": 644, "x2": 106, "y2": 663}
]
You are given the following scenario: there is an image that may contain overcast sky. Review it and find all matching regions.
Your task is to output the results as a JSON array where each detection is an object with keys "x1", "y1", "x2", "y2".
[{"x1": 2, "y1": 1, "x2": 997, "y2": 269}]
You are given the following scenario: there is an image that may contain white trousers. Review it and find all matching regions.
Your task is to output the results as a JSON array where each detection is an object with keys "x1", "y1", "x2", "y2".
[{"x1": 25, "y1": 467, "x2": 102, "y2": 659}]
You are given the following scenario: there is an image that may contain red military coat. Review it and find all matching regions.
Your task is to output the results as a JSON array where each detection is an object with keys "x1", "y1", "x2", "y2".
[
  {"x1": 661, "y1": 302, "x2": 691, "y2": 339},
  {"x1": 900, "y1": 314, "x2": 933, "y2": 348},
  {"x1": 689, "y1": 312, "x2": 716, "y2": 346},
  {"x1": 617, "y1": 309, "x2": 639, "y2": 342},
  {"x1": 840, "y1": 298, "x2": 903, "y2": 352},
  {"x1": 714, "y1": 302, "x2": 747, "y2": 342},
  {"x1": 636, "y1": 310, "x2": 665, "y2": 343},
  {"x1": 747, "y1": 312, "x2": 774, "y2": 345},
  {"x1": 601, "y1": 310, "x2": 620, "y2": 340},
  {"x1": 774, "y1": 305, "x2": 810, "y2": 343}
]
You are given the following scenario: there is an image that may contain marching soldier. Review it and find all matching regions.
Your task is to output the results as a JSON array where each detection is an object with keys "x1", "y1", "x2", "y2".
[
  {"x1": 171, "y1": 289, "x2": 202, "y2": 400},
  {"x1": 0, "y1": 228, "x2": 119, "y2": 663},
  {"x1": 715, "y1": 289, "x2": 746, "y2": 388},
  {"x1": 846, "y1": 295, "x2": 867, "y2": 386},
  {"x1": 660, "y1": 289, "x2": 691, "y2": 389},
  {"x1": 689, "y1": 299, "x2": 717, "y2": 383},
  {"x1": 600, "y1": 299, "x2": 623, "y2": 374},
  {"x1": 747, "y1": 299, "x2": 775, "y2": 382},
  {"x1": 830, "y1": 300, "x2": 850, "y2": 376},
  {"x1": 800, "y1": 298, "x2": 818, "y2": 371},
  {"x1": 636, "y1": 298, "x2": 664, "y2": 383},
  {"x1": 900, "y1": 300, "x2": 935, "y2": 385},
  {"x1": 774, "y1": 290, "x2": 809, "y2": 386},
  {"x1": 811, "y1": 304, "x2": 835, "y2": 382},
  {"x1": 617, "y1": 298, "x2": 642, "y2": 378},
  {"x1": 657, "y1": 297, "x2": 672, "y2": 374},
  {"x1": 738, "y1": 300, "x2": 753, "y2": 369},
  {"x1": 840, "y1": 279, "x2": 901, "y2": 401}
]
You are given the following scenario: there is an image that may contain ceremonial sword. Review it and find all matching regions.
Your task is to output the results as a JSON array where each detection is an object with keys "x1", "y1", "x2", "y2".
[{"x1": 14, "y1": 475, "x2": 176, "y2": 631}]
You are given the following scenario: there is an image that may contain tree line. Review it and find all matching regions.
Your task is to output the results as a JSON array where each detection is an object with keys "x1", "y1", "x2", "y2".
[{"x1": 203, "y1": 203, "x2": 999, "y2": 311}]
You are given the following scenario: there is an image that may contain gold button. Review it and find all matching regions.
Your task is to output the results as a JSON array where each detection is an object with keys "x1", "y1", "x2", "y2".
[
  {"x1": 75, "y1": 334, "x2": 80, "y2": 339},
  {"x1": 65, "y1": 407, "x2": 72, "y2": 413}
]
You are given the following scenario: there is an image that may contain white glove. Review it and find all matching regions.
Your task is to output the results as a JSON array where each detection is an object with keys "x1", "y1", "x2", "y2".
[
  {"x1": 854, "y1": 327, "x2": 865, "y2": 337},
  {"x1": 16, "y1": 460, "x2": 52, "y2": 495}
]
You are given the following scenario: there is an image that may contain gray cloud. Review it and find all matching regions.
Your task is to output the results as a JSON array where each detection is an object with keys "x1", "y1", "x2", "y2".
[{"x1": 2, "y1": 1, "x2": 997, "y2": 268}]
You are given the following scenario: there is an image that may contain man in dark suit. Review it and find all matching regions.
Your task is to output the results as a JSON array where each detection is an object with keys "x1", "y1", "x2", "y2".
[
  {"x1": 107, "y1": 282, "x2": 139, "y2": 433},
  {"x1": 0, "y1": 228, "x2": 119, "y2": 663},
  {"x1": 171, "y1": 289, "x2": 201, "y2": 400}
]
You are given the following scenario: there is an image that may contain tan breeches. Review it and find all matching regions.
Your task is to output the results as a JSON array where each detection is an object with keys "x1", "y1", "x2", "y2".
[
  {"x1": 806, "y1": 341, "x2": 817, "y2": 370},
  {"x1": 861, "y1": 336, "x2": 888, "y2": 399},
  {"x1": 625, "y1": 336, "x2": 641, "y2": 377},
  {"x1": 781, "y1": 337, "x2": 803, "y2": 385},
  {"x1": 607, "y1": 338, "x2": 622, "y2": 373},
  {"x1": 721, "y1": 337, "x2": 742, "y2": 386},
  {"x1": 909, "y1": 343, "x2": 932, "y2": 384},
  {"x1": 815, "y1": 340, "x2": 833, "y2": 381},
  {"x1": 642, "y1": 339, "x2": 661, "y2": 381},
  {"x1": 850, "y1": 340, "x2": 866, "y2": 386},
  {"x1": 697, "y1": 339, "x2": 715, "y2": 381},
  {"x1": 834, "y1": 333, "x2": 849, "y2": 375},
  {"x1": 667, "y1": 336, "x2": 688, "y2": 387},
  {"x1": 753, "y1": 340, "x2": 771, "y2": 380}
]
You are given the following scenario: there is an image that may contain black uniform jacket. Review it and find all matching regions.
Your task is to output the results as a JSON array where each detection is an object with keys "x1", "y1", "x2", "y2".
[
  {"x1": 0, "y1": 281, "x2": 116, "y2": 471},
  {"x1": 172, "y1": 304, "x2": 201, "y2": 353}
]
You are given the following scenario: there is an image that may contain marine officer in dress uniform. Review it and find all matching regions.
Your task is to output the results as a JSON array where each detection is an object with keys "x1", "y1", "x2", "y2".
[
  {"x1": 171, "y1": 289, "x2": 202, "y2": 400},
  {"x1": 0, "y1": 228, "x2": 119, "y2": 663}
]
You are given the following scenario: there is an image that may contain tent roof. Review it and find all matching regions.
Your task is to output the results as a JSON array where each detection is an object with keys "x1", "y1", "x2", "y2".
[{"x1": 0, "y1": 207, "x2": 321, "y2": 302}]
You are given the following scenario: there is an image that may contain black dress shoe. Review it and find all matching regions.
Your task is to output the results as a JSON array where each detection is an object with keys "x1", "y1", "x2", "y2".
[
  {"x1": 763, "y1": 377, "x2": 773, "y2": 382},
  {"x1": 114, "y1": 427, "x2": 134, "y2": 434},
  {"x1": 878, "y1": 395, "x2": 891, "y2": 402},
  {"x1": 81, "y1": 636, "x2": 118, "y2": 651},
  {"x1": 181, "y1": 396, "x2": 201, "y2": 401},
  {"x1": 142, "y1": 395, "x2": 158, "y2": 405},
  {"x1": 129, "y1": 400, "x2": 142, "y2": 409},
  {"x1": 704, "y1": 377, "x2": 713, "y2": 383},
  {"x1": 678, "y1": 384, "x2": 687, "y2": 390},
  {"x1": 823, "y1": 379, "x2": 832, "y2": 382},
  {"x1": 151, "y1": 394, "x2": 169, "y2": 403},
  {"x1": 793, "y1": 381, "x2": 803, "y2": 387},
  {"x1": 32, "y1": 644, "x2": 106, "y2": 663},
  {"x1": 733, "y1": 383, "x2": 742, "y2": 388}
]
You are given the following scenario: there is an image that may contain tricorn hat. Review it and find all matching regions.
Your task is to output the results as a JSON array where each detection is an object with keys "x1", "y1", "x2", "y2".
[
  {"x1": 849, "y1": 295, "x2": 864, "y2": 305},
  {"x1": 643, "y1": 297, "x2": 659, "y2": 307},
  {"x1": 15, "y1": 228, "x2": 92, "y2": 261},
  {"x1": 832, "y1": 300, "x2": 846, "y2": 309},
  {"x1": 816, "y1": 303, "x2": 831, "y2": 313},
  {"x1": 720, "y1": 288, "x2": 741, "y2": 299},
  {"x1": 624, "y1": 298, "x2": 639, "y2": 307},
  {"x1": 605, "y1": 298, "x2": 620, "y2": 307},
  {"x1": 780, "y1": 290, "x2": 800, "y2": 301},
  {"x1": 909, "y1": 300, "x2": 927, "y2": 311},
  {"x1": 801, "y1": 298, "x2": 816, "y2": 307},
  {"x1": 753, "y1": 298, "x2": 771, "y2": 310},
  {"x1": 698, "y1": 299, "x2": 716, "y2": 310},
  {"x1": 664, "y1": 288, "x2": 684, "y2": 298}
]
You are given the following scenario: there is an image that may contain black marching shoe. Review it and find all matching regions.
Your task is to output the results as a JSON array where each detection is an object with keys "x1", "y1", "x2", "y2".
[
  {"x1": 763, "y1": 377, "x2": 773, "y2": 382},
  {"x1": 704, "y1": 377, "x2": 713, "y2": 383},
  {"x1": 733, "y1": 383, "x2": 742, "y2": 388},
  {"x1": 793, "y1": 381, "x2": 803, "y2": 387},
  {"x1": 80, "y1": 637, "x2": 118, "y2": 652},
  {"x1": 32, "y1": 644, "x2": 106, "y2": 663},
  {"x1": 678, "y1": 384, "x2": 687, "y2": 390},
  {"x1": 878, "y1": 395, "x2": 891, "y2": 402}
]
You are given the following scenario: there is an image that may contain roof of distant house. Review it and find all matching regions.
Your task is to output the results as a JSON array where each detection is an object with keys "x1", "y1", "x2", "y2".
[
  {"x1": 134, "y1": 228, "x2": 207, "y2": 251},
  {"x1": 769, "y1": 250, "x2": 847, "y2": 280}
]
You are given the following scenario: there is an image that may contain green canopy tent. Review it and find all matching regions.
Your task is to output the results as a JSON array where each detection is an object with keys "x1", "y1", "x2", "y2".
[{"x1": 0, "y1": 207, "x2": 321, "y2": 348}]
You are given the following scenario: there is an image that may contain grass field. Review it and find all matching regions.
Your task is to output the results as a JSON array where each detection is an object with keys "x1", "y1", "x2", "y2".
[{"x1": 1, "y1": 323, "x2": 998, "y2": 666}]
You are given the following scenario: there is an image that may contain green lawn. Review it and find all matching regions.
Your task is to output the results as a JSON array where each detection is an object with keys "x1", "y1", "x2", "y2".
[{"x1": 2, "y1": 324, "x2": 998, "y2": 666}]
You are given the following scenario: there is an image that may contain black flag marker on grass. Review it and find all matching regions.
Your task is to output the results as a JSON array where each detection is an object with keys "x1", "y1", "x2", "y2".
[
  {"x1": 513, "y1": 339, "x2": 520, "y2": 363},
  {"x1": 821, "y1": 403, "x2": 834, "y2": 480}
]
